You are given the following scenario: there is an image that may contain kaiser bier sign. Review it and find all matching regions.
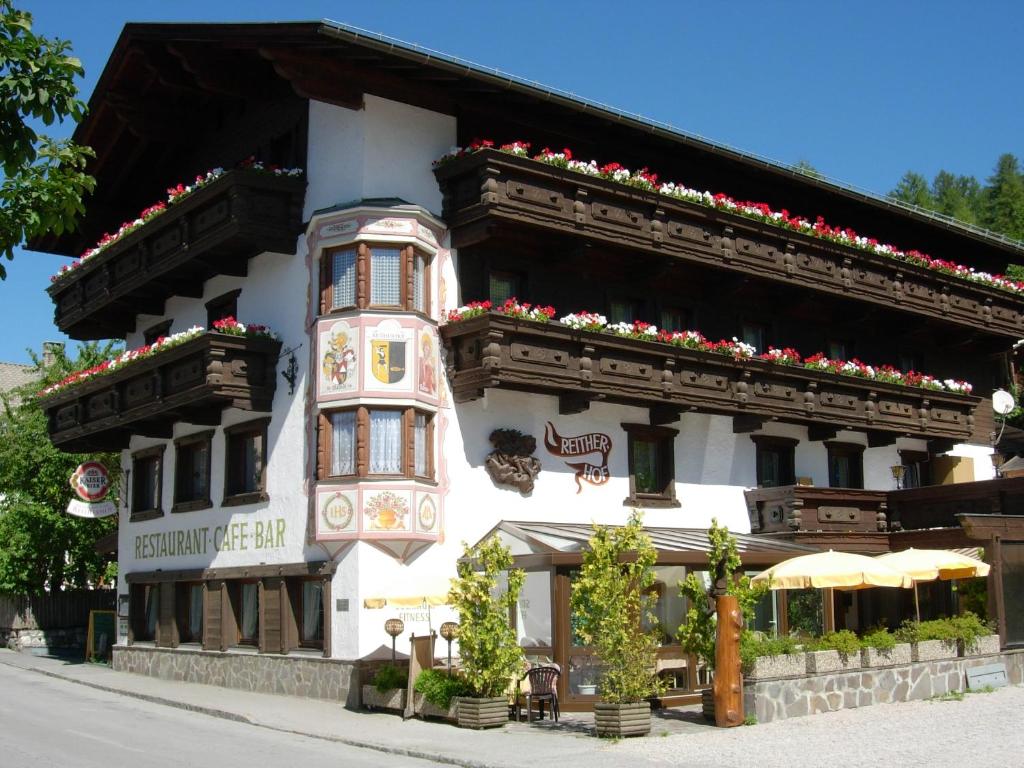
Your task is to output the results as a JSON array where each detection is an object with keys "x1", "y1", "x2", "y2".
[{"x1": 67, "y1": 462, "x2": 117, "y2": 518}]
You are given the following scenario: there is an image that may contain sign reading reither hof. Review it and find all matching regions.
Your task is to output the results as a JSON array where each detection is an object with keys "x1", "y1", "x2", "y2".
[{"x1": 66, "y1": 462, "x2": 117, "y2": 518}]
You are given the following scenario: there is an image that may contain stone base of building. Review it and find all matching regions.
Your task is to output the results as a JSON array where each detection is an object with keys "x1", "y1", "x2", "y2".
[
  {"x1": 112, "y1": 645, "x2": 359, "y2": 706},
  {"x1": 4, "y1": 627, "x2": 86, "y2": 653},
  {"x1": 745, "y1": 650, "x2": 1024, "y2": 723}
]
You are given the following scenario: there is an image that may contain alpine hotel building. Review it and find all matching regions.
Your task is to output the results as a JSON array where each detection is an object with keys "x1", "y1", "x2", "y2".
[{"x1": 33, "y1": 22, "x2": 1024, "y2": 709}]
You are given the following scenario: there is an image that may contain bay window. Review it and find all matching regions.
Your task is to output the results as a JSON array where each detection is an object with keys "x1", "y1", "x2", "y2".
[
  {"x1": 318, "y1": 406, "x2": 434, "y2": 480},
  {"x1": 321, "y1": 243, "x2": 430, "y2": 314}
]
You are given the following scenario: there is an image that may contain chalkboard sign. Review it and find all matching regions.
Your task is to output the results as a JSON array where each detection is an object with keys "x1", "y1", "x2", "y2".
[{"x1": 87, "y1": 610, "x2": 116, "y2": 662}]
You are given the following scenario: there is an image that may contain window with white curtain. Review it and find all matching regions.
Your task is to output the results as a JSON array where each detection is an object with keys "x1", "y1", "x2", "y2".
[
  {"x1": 413, "y1": 253, "x2": 427, "y2": 313},
  {"x1": 239, "y1": 583, "x2": 259, "y2": 644},
  {"x1": 331, "y1": 249, "x2": 356, "y2": 309},
  {"x1": 369, "y1": 409, "x2": 403, "y2": 474},
  {"x1": 370, "y1": 247, "x2": 402, "y2": 306},
  {"x1": 330, "y1": 411, "x2": 356, "y2": 476},
  {"x1": 414, "y1": 412, "x2": 429, "y2": 477},
  {"x1": 301, "y1": 581, "x2": 324, "y2": 646}
]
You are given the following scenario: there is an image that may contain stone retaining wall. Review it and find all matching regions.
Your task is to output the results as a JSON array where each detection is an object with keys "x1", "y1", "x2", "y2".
[
  {"x1": 112, "y1": 645, "x2": 360, "y2": 706},
  {"x1": 4, "y1": 627, "x2": 86, "y2": 652},
  {"x1": 745, "y1": 650, "x2": 1024, "y2": 723}
]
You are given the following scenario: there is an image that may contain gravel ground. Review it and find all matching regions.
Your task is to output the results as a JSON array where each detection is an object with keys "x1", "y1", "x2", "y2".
[{"x1": 617, "y1": 685, "x2": 1024, "y2": 768}]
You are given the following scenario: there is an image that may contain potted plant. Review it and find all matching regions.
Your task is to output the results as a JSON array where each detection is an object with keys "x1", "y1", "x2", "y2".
[
  {"x1": 413, "y1": 668, "x2": 471, "y2": 720},
  {"x1": 741, "y1": 633, "x2": 806, "y2": 679},
  {"x1": 570, "y1": 511, "x2": 665, "y2": 737},
  {"x1": 447, "y1": 535, "x2": 525, "y2": 729},
  {"x1": 805, "y1": 630, "x2": 862, "y2": 674},
  {"x1": 895, "y1": 618, "x2": 958, "y2": 662},
  {"x1": 362, "y1": 662, "x2": 407, "y2": 710},
  {"x1": 859, "y1": 627, "x2": 910, "y2": 668},
  {"x1": 677, "y1": 519, "x2": 769, "y2": 719}
]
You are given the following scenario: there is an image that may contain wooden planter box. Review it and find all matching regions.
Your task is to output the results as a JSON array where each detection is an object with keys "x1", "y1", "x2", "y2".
[
  {"x1": 911, "y1": 639, "x2": 957, "y2": 663},
  {"x1": 413, "y1": 692, "x2": 459, "y2": 721},
  {"x1": 805, "y1": 649, "x2": 860, "y2": 674},
  {"x1": 594, "y1": 701, "x2": 651, "y2": 737},
  {"x1": 455, "y1": 696, "x2": 507, "y2": 729},
  {"x1": 745, "y1": 652, "x2": 808, "y2": 679},
  {"x1": 860, "y1": 643, "x2": 912, "y2": 668},
  {"x1": 361, "y1": 685, "x2": 406, "y2": 711},
  {"x1": 960, "y1": 634, "x2": 1001, "y2": 657}
]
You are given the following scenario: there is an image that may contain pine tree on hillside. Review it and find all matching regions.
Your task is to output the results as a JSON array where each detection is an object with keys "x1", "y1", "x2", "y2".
[
  {"x1": 932, "y1": 170, "x2": 983, "y2": 225},
  {"x1": 982, "y1": 153, "x2": 1024, "y2": 240},
  {"x1": 890, "y1": 172, "x2": 936, "y2": 210}
]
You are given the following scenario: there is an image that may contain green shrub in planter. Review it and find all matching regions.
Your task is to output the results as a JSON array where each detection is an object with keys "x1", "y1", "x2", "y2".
[
  {"x1": 374, "y1": 663, "x2": 406, "y2": 693},
  {"x1": 860, "y1": 627, "x2": 896, "y2": 652},
  {"x1": 414, "y1": 668, "x2": 473, "y2": 709},
  {"x1": 808, "y1": 630, "x2": 861, "y2": 659},
  {"x1": 740, "y1": 633, "x2": 801, "y2": 670}
]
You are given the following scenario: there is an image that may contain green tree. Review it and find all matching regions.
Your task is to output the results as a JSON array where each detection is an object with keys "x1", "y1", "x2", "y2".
[
  {"x1": 0, "y1": 342, "x2": 120, "y2": 594},
  {"x1": 570, "y1": 510, "x2": 665, "y2": 703},
  {"x1": 932, "y1": 170, "x2": 982, "y2": 225},
  {"x1": 982, "y1": 153, "x2": 1024, "y2": 240},
  {"x1": 0, "y1": 1, "x2": 94, "y2": 278},
  {"x1": 889, "y1": 171, "x2": 936, "y2": 210},
  {"x1": 447, "y1": 535, "x2": 525, "y2": 698},
  {"x1": 792, "y1": 159, "x2": 823, "y2": 179}
]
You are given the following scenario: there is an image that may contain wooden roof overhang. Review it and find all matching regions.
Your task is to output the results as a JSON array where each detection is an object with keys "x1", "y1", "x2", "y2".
[
  {"x1": 29, "y1": 20, "x2": 1024, "y2": 286},
  {"x1": 483, "y1": 520, "x2": 820, "y2": 569}
]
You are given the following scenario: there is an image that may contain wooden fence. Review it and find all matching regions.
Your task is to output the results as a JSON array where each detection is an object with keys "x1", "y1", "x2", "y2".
[{"x1": 0, "y1": 590, "x2": 116, "y2": 630}]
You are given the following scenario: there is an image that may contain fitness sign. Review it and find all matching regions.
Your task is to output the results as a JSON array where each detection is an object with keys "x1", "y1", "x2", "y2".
[{"x1": 66, "y1": 462, "x2": 117, "y2": 518}]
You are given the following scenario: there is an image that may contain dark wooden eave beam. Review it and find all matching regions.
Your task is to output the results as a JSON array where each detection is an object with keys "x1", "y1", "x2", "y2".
[
  {"x1": 807, "y1": 425, "x2": 839, "y2": 442},
  {"x1": 733, "y1": 414, "x2": 767, "y2": 434},
  {"x1": 558, "y1": 391, "x2": 603, "y2": 415},
  {"x1": 649, "y1": 404, "x2": 683, "y2": 426},
  {"x1": 928, "y1": 438, "x2": 956, "y2": 455},
  {"x1": 867, "y1": 431, "x2": 899, "y2": 448}
]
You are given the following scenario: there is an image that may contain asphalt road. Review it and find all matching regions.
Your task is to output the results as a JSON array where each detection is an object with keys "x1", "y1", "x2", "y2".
[{"x1": 0, "y1": 664, "x2": 439, "y2": 768}]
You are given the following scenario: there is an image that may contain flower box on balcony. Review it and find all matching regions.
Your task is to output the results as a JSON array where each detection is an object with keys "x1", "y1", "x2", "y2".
[{"x1": 47, "y1": 168, "x2": 305, "y2": 340}]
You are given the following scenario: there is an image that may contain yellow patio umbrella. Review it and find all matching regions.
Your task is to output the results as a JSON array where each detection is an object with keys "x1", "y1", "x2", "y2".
[
  {"x1": 751, "y1": 550, "x2": 915, "y2": 590},
  {"x1": 875, "y1": 548, "x2": 990, "y2": 622},
  {"x1": 362, "y1": 571, "x2": 457, "y2": 639}
]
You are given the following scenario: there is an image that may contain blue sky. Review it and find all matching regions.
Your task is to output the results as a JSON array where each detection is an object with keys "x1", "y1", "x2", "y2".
[{"x1": 2, "y1": 0, "x2": 1022, "y2": 364}]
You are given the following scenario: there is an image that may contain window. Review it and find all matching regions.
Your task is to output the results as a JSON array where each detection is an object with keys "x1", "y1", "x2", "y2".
[
  {"x1": 488, "y1": 271, "x2": 521, "y2": 305},
  {"x1": 223, "y1": 418, "x2": 270, "y2": 506},
  {"x1": 173, "y1": 431, "x2": 213, "y2": 513},
  {"x1": 742, "y1": 322, "x2": 769, "y2": 353},
  {"x1": 318, "y1": 407, "x2": 434, "y2": 480},
  {"x1": 827, "y1": 442, "x2": 864, "y2": 489},
  {"x1": 899, "y1": 352, "x2": 923, "y2": 374},
  {"x1": 131, "y1": 445, "x2": 165, "y2": 520},
  {"x1": 233, "y1": 582, "x2": 259, "y2": 646},
  {"x1": 299, "y1": 580, "x2": 325, "y2": 648},
  {"x1": 751, "y1": 436, "x2": 796, "y2": 488},
  {"x1": 660, "y1": 307, "x2": 692, "y2": 333},
  {"x1": 206, "y1": 289, "x2": 241, "y2": 326},
  {"x1": 176, "y1": 582, "x2": 204, "y2": 643},
  {"x1": 143, "y1": 320, "x2": 172, "y2": 345},
  {"x1": 828, "y1": 339, "x2": 852, "y2": 361},
  {"x1": 622, "y1": 423, "x2": 679, "y2": 507},
  {"x1": 321, "y1": 244, "x2": 430, "y2": 314},
  {"x1": 609, "y1": 299, "x2": 643, "y2": 325},
  {"x1": 899, "y1": 449, "x2": 931, "y2": 489},
  {"x1": 131, "y1": 583, "x2": 159, "y2": 642}
]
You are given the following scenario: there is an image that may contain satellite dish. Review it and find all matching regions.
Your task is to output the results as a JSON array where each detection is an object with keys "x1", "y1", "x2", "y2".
[{"x1": 993, "y1": 389, "x2": 1016, "y2": 416}]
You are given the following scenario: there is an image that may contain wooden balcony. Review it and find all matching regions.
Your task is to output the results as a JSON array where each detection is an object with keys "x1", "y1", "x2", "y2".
[
  {"x1": 745, "y1": 485, "x2": 889, "y2": 534},
  {"x1": 47, "y1": 169, "x2": 306, "y2": 340},
  {"x1": 41, "y1": 333, "x2": 282, "y2": 452},
  {"x1": 888, "y1": 476, "x2": 1024, "y2": 531},
  {"x1": 435, "y1": 149, "x2": 1024, "y2": 340},
  {"x1": 440, "y1": 313, "x2": 979, "y2": 443}
]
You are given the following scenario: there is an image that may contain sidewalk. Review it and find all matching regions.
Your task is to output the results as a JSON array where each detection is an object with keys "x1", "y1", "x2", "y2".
[{"x1": 0, "y1": 649, "x2": 685, "y2": 768}]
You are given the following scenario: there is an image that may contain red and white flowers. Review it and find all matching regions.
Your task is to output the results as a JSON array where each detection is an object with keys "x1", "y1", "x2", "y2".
[
  {"x1": 498, "y1": 297, "x2": 555, "y2": 322},
  {"x1": 37, "y1": 320, "x2": 278, "y2": 399},
  {"x1": 434, "y1": 141, "x2": 1024, "y2": 296},
  {"x1": 447, "y1": 300, "x2": 974, "y2": 394},
  {"x1": 445, "y1": 300, "x2": 493, "y2": 323},
  {"x1": 51, "y1": 161, "x2": 304, "y2": 284}
]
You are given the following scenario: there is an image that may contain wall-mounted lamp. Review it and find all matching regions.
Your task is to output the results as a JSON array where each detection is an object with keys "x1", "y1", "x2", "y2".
[
  {"x1": 890, "y1": 464, "x2": 905, "y2": 490},
  {"x1": 279, "y1": 343, "x2": 303, "y2": 396}
]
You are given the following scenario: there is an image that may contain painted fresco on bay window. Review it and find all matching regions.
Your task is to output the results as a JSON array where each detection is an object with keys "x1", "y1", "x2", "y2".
[
  {"x1": 364, "y1": 319, "x2": 413, "y2": 393},
  {"x1": 319, "y1": 490, "x2": 357, "y2": 534},
  {"x1": 319, "y1": 319, "x2": 359, "y2": 397}
]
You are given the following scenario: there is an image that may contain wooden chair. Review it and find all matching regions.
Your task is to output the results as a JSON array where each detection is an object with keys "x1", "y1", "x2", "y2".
[{"x1": 519, "y1": 665, "x2": 560, "y2": 722}]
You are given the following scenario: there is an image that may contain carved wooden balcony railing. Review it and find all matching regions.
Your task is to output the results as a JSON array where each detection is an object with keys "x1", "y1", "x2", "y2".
[
  {"x1": 745, "y1": 486, "x2": 889, "y2": 534},
  {"x1": 435, "y1": 149, "x2": 1024, "y2": 340},
  {"x1": 887, "y1": 476, "x2": 1024, "y2": 531},
  {"x1": 441, "y1": 314, "x2": 979, "y2": 443},
  {"x1": 48, "y1": 169, "x2": 306, "y2": 340},
  {"x1": 40, "y1": 333, "x2": 282, "y2": 451}
]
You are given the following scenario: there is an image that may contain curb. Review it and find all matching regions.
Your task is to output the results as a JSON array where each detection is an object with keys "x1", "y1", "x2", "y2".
[{"x1": 0, "y1": 655, "x2": 505, "y2": 768}]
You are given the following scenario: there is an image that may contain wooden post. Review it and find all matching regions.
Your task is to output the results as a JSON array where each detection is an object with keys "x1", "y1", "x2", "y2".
[{"x1": 713, "y1": 594, "x2": 744, "y2": 727}]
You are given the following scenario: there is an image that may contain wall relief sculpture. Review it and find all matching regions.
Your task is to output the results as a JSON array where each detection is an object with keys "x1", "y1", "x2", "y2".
[{"x1": 485, "y1": 428, "x2": 542, "y2": 494}]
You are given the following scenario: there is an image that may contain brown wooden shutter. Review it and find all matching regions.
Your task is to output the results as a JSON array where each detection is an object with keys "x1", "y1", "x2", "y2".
[
  {"x1": 284, "y1": 578, "x2": 301, "y2": 653},
  {"x1": 356, "y1": 406, "x2": 369, "y2": 476},
  {"x1": 357, "y1": 243, "x2": 369, "y2": 309},
  {"x1": 322, "y1": 577, "x2": 332, "y2": 659},
  {"x1": 403, "y1": 245, "x2": 414, "y2": 310},
  {"x1": 403, "y1": 408, "x2": 415, "y2": 478},
  {"x1": 203, "y1": 581, "x2": 223, "y2": 651},
  {"x1": 129, "y1": 584, "x2": 144, "y2": 643},
  {"x1": 260, "y1": 578, "x2": 284, "y2": 654},
  {"x1": 317, "y1": 412, "x2": 330, "y2": 481},
  {"x1": 157, "y1": 581, "x2": 177, "y2": 647}
]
